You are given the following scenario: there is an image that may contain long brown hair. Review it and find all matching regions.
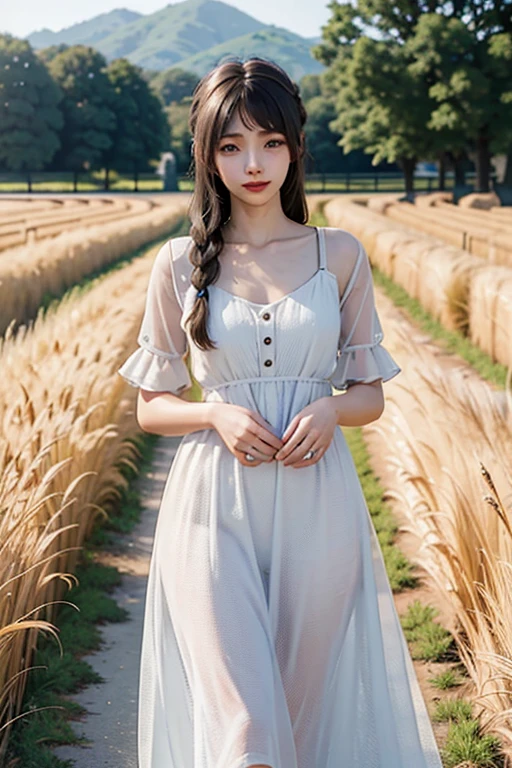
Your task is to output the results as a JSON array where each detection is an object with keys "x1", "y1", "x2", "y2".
[{"x1": 184, "y1": 56, "x2": 309, "y2": 351}]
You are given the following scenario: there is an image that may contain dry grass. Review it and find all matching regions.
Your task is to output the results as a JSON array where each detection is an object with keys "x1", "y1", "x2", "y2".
[
  {"x1": 0, "y1": 214, "x2": 188, "y2": 757},
  {"x1": 324, "y1": 195, "x2": 512, "y2": 369},
  {"x1": 0, "y1": 195, "x2": 191, "y2": 336},
  {"x1": 0, "y1": 197, "x2": 152, "y2": 250},
  {"x1": 468, "y1": 266, "x2": 512, "y2": 369},
  {"x1": 365, "y1": 304, "x2": 512, "y2": 758},
  {"x1": 385, "y1": 194, "x2": 512, "y2": 265}
]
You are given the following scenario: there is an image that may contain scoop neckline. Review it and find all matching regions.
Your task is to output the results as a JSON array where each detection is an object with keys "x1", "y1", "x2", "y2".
[
  {"x1": 210, "y1": 267, "x2": 338, "y2": 308},
  {"x1": 210, "y1": 224, "x2": 335, "y2": 308}
]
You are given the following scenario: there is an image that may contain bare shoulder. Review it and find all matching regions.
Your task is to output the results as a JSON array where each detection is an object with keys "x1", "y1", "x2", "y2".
[{"x1": 322, "y1": 226, "x2": 362, "y2": 297}]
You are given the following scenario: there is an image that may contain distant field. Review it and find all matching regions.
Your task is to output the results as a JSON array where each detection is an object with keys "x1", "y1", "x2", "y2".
[{"x1": 0, "y1": 171, "x2": 469, "y2": 195}]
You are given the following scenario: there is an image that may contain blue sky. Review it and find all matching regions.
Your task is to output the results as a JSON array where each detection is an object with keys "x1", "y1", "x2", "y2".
[{"x1": 0, "y1": 0, "x2": 335, "y2": 40}]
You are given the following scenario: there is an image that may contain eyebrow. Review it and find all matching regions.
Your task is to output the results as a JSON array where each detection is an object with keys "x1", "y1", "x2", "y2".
[{"x1": 219, "y1": 129, "x2": 283, "y2": 139}]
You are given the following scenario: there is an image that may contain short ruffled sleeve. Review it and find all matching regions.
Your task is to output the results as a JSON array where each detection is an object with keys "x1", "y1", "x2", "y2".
[
  {"x1": 118, "y1": 240, "x2": 192, "y2": 395},
  {"x1": 328, "y1": 239, "x2": 401, "y2": 392}
]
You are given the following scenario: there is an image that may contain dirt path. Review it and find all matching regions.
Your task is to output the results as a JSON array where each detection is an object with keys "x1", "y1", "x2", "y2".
[{"x1": 50, "y1": 437, "x2": 182, "y2": 767}]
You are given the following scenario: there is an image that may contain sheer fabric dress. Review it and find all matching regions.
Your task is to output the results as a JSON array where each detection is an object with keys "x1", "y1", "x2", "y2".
[{"x1": 118, "y1": 226, "x2": 444, "y2": 768}]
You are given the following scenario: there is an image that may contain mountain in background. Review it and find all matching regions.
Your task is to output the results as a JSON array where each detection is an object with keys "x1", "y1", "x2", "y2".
[
  {"x1": 178, "y1": 26, "x2": 323, "y2": 80},
  {"x1": 26, "y1": 0, "x2": 324, "y2": 78},
  {"x1": 27, "y1": 8, "x2": 143, "y2": 49}
]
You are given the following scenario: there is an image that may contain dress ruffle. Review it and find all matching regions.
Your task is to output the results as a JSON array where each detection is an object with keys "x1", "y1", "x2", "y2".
[
  {"x1": 118, "y1": 346, "x2": 192, "y2": 394},
  {"x1": 329, "y1": 341, "x2": 401, "y2": 391}
]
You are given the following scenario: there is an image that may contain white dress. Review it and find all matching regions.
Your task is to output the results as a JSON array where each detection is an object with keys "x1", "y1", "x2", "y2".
[{"x1": 118, "y1": 226, "x2": 444, "y2": 768}]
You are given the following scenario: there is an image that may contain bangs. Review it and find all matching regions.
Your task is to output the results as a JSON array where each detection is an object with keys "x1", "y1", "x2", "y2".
[{"x1": 213, "y1": 80, "x2": 291, "y2": 150}]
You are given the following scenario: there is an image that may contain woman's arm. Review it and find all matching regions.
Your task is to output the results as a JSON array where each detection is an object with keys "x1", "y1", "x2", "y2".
[
  {"x1": 326, "y1": 380, "x2": 385, "y2": 428},
  {"x1": 136, "y1": 389, "x2": 216, "y2": 437}
]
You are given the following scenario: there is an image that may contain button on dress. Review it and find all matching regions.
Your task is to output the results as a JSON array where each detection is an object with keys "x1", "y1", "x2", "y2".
[{"x1": 118, "y1": 226, "x2": 444, "y2": 768}]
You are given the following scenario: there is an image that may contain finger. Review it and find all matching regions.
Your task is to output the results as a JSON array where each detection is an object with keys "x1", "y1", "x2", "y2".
[
  {"x1": 286, "y1": 440, "x2": 324, "y2": 467},
  {"x1": 276, "y1": 428, "x2": 309, "y2": 461},
  {"x1": 247, "y1": 435, "x2": 279, "y2": 457},
  {"x1": 292, "y1": 444, "x2": 326, "y2": 469},
  {"x1": 238, "y1": 437, "x2": 276, "y2": 459},
  {"x1": 249, "y1": 415, "x2": 284, "y2": 450},
  {"x1": 234, "y1": 448, "x2": 264, "y2": 467},
  {"x1": 281, "y1": 415, "x2": 299, "y2": 444},
  {"x1": 282, "y1": 438, "x2": 317, "y2": 466},
  {"x1": 237, "y1": 442, "x2": 274, "y2": 462}
]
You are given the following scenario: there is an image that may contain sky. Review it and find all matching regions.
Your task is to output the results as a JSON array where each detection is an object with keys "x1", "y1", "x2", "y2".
[{"x1": 0, "y1": 0, "x2": 335, "y2": 40}]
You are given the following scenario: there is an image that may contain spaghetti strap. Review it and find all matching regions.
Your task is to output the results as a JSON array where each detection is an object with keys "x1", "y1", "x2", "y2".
[{"x1": 316, "y1": 226, "x2": 327, "y2": 270}]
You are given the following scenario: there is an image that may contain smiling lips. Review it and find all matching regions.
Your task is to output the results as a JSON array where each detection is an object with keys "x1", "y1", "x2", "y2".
[{"x1": 243, "y1": 181, "x2": 271, "y2": 191}]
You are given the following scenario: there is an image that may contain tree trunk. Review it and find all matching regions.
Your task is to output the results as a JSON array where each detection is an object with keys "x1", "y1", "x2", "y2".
[
  {"x1": 447, "y1": 150, "x2": 467, "y2": 186},
  {"x1": 399, "y1": 156, "x2": 416, "y2": 200},
  {"x1": 438, "y1": 152, "x2": 446, "y2": 191},
  {"x1": 503, "y1": 146, "x2": 512, "y2": 186},
  {"x1": 454, "y1": 156, "x2": 466, "y2": 186},
  {"x1": 475, "y1": 133, "x2": 491, "y2": 192}
]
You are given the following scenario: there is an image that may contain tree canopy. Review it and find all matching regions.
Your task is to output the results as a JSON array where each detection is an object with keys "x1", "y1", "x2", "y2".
[
  {"x1": 312, "y1": 0, "x2": 512, "y2": 192},
  {"x1": 0, "y1": 34, "x2": 63, "y2": 171}
]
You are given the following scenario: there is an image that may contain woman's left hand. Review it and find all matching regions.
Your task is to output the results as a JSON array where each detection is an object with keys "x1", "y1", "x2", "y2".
[{"x1": 274, "y1": 396, "x2": 338, "y2": 468}]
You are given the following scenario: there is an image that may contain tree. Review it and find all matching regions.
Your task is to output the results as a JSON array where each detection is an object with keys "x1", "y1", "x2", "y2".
[
  {"x1": 0, "y1": 34, "x2": 63, "y2": 172},
  {"x1": 314, "y1": 12, "x2": 435, "y2": 197},
  {"x1": 150, "y1": 67, "x2": 200, "y2": 107},
  {"x1": 166, "y1": 98, "x2": 194, "y2": 175},
  {"x1": 47, "y1": 45, "x2": 117, "y2": 173},
  {"x1": 302, "y1": 96, "x2": 344, "y2": 174},
  {"x1": 406, "y1": 12, "x2": 512, "y2": 191},
  {"x1": 37, "y1": 44, "x2": 69, "y2": 65},
  {"x1": 103, "y1": 58, "x2": 170, "y2": 187},
  {"x1": 313, "y1": 0, "x2": 512, "y2": 194},
  {"x1": 299, "y1": 73, "x2": 322, "y2": 102}
]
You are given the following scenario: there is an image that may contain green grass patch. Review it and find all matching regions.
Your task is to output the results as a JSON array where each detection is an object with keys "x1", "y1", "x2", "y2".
[
  {"x1": 434, "y1": 698, "x2": 474, "y2": 723},
  {"x1": 441, "y1": 719, "x2": 503, "y2": 768},
  {"x1": 342, "y1": 424, "x2": 418, "y2": 592},
  {"x1": 429, "y1": 668, "x2": 466, "y2": 690},
  {"x1": 400, "y1": 599, "x2": 457, "y2": 662}
]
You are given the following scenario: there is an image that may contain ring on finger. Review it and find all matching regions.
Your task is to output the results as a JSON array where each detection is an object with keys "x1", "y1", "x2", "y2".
[{"x1": 303, "y1": 448, "x2": 316, "y2": 461}]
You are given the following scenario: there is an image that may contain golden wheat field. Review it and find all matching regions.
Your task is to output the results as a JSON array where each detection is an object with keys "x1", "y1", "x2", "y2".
[
  {"x1": 0, "y1": 193, "x2": 190, "y2": 758},
  {"x1": 325, "y1": 194, "x2": 512, "y2": 757}
]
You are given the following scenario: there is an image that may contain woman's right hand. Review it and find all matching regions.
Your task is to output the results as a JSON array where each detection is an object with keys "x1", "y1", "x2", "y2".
[{"x1": 210, "y1": 403, "x2": 284, "y2": 466}]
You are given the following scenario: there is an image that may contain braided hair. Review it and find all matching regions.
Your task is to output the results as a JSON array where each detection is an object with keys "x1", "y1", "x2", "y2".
[{"x1": 184, "y1": 56, "x2": 309, "y2": 351}]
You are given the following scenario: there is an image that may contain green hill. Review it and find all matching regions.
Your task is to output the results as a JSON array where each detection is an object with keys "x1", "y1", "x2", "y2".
[
  {"x1": 95, "y1": 0, "x2": 265, "y2": 69},
  {"x1": 177, "y1": 25, "x2": 323, "y2": 80},
  {"x1": 27, "y1": 8, "x2": 142, "y2": 48},
  {"x1": 27, "y1": 0, "x2": 324, "y2": 77}
]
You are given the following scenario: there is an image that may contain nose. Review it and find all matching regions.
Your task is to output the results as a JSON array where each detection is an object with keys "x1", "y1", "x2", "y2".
[{"x1": 244, "y1": 148, "x2": 263, "y2": 175}]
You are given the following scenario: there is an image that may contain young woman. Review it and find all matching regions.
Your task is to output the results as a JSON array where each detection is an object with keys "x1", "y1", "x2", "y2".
[{"x1": 118, "y1": 57, "x2": 443, "y2": 768}]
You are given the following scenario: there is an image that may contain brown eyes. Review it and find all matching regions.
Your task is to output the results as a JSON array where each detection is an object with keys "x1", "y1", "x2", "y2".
[{"x1": 219, "y1": 139, "x2": 286, "y2": 153}]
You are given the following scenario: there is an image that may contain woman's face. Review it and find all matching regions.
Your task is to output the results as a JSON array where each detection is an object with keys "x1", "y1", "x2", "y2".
[{"x1": 213, "y1": 110, "x2": 292, "y2": 205}]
